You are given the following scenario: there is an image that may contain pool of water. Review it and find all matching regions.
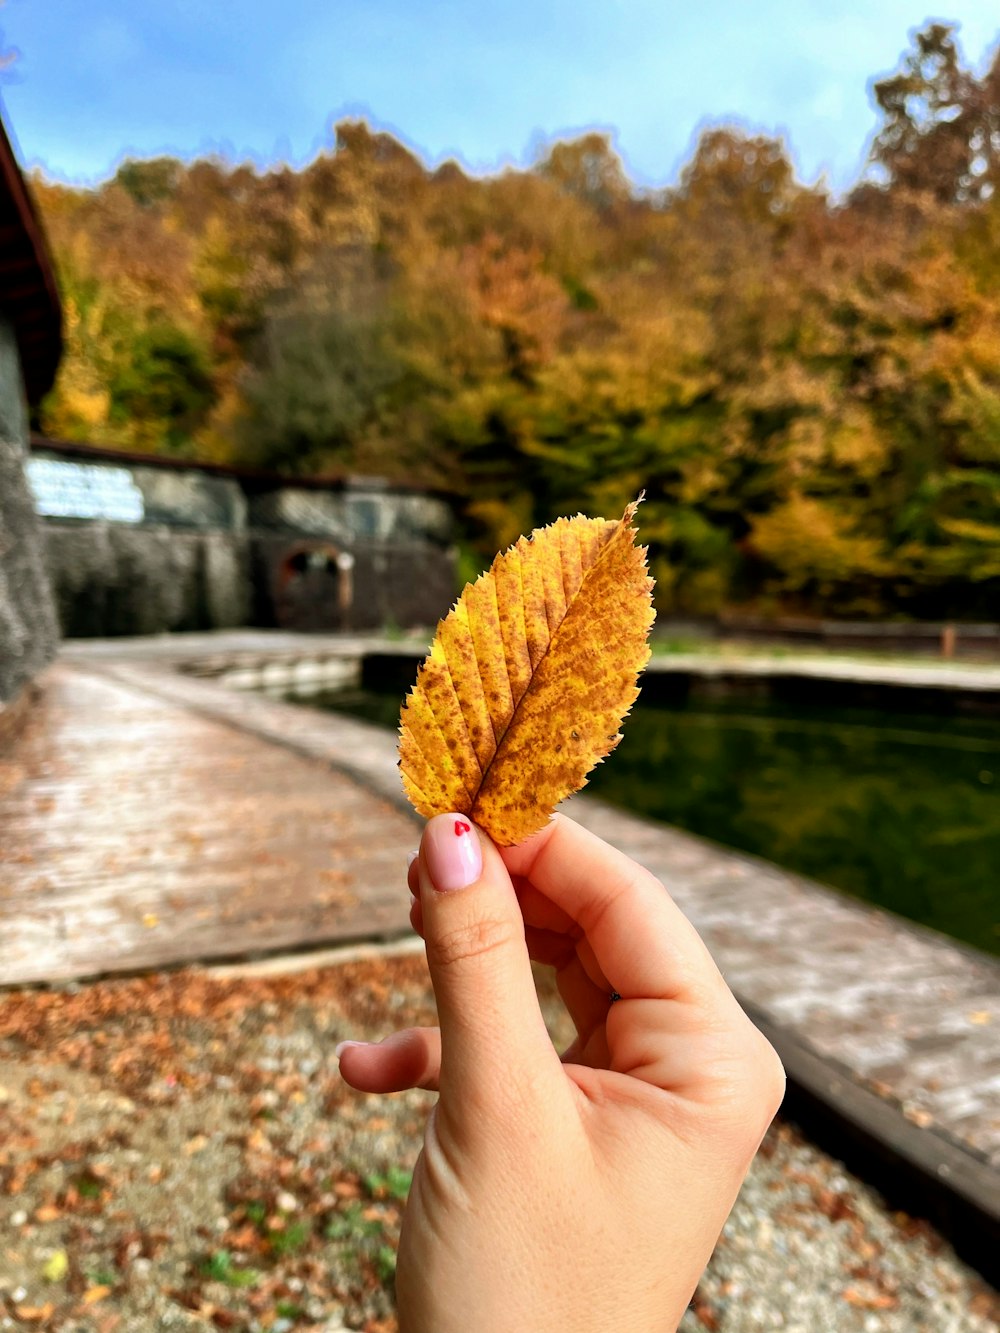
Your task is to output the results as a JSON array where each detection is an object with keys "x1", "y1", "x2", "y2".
[{"x1": 302, "y1": 686, "x2": 1000, "y2": 957}]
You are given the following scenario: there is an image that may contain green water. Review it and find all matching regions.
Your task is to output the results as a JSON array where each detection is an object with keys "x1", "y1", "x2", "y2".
[{"x1": 308, "y1": 688, "x2": 1000, "y2": 957}]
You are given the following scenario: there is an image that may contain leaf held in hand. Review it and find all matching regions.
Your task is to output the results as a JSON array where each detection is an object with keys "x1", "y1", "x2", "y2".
[{"x1": 399, "y1": 500, "x2": 654, "y2": 845}]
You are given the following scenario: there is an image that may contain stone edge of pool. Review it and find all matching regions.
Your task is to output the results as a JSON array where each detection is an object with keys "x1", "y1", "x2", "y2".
[{"x1": 57, "y1": 632, "x2": 1000, "y2": 1279}]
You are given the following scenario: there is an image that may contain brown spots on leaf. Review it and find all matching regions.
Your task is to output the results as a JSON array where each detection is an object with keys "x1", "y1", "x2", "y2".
[{"x1": 399, "y1": 501, "x2": 654, "y2": 846}]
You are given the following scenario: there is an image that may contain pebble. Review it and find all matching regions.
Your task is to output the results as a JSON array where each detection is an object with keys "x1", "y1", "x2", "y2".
[{"x1": 676, "y1": 1123, "x2": 998, "y2": 1333}]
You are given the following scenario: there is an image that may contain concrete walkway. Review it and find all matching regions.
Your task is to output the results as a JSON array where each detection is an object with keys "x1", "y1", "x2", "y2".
[
  {"x1": 2, "y1": 636, "x2": 999, "y2": 1250},
  {"x1": 0, "y1": 664, "x2": 413, "y2": 982}
]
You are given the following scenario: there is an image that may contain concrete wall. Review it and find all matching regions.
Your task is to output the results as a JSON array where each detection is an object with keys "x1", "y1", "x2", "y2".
[
  {"x1": 248, "y1": 481, "x2": 456, "y2": 631},
  {"x1": 247, "y1": 483, "x2": 452, "y2": 545},
  {"x1": 27, "y1": 443, "x2": 457, "y2": 637},
  {"x1": 41, "y1": 523, "x2": 250, "y2": 638},
  {"x1": 0, "y1": 317, "x2": 58, "y2": 703}
]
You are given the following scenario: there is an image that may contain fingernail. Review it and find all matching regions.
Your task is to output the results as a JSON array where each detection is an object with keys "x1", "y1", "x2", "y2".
[
  {"x1": 335, "y1": 1039, "x2": 369, "y2": 1060},
  {"x1": 406, "y1": 850, "x2": 418, "y2": 870},
  {"x1": 423, "y1": 813, "x2": 483, "y2": 892}
]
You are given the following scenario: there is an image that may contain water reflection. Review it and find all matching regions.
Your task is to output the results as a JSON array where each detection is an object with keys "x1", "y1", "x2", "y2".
[
  {"x1": 308, "y1": 689, "x2": 1000, "y2": 957},
  {"x1": 589, "y1": 699, "x2": 1000, "y2": 957}
]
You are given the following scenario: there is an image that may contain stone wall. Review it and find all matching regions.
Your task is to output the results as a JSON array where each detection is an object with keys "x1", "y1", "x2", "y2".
[
  {"x1": 0, "y1": 317, "x2": 58, "y2": 703},
  {"x1": 27, "y1": 442, "x2": 457, "y2": 637},
  {"x1": 41, "y1": 523, "x2": 250, "y2": 638}
]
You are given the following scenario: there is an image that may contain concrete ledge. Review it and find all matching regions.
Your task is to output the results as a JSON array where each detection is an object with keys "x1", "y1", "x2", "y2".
[{"x1": 748, "y1": 1004, "x2": 1000, "y2": 1278}]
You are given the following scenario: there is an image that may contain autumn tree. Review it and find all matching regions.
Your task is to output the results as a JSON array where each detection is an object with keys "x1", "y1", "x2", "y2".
[
  {"x1": 862, "y1": 22, "x2": 1000, "y2": 206},
  {"x1": 30, "y1": 21, "x2": 1000, "y2": 620}
]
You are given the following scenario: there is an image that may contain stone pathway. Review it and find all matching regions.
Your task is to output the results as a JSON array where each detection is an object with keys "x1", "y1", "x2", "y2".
[{"x1": 2, "y1": 642, "x2": 999, "y2": 1251}]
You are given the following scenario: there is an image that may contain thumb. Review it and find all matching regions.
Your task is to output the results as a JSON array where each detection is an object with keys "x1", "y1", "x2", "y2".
[{"x1": 417, "y1": 813, "x2": 561, "y2": 1112}]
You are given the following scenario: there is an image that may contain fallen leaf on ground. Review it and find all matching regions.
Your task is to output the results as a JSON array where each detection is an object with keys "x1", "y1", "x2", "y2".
[
  {"x1": 14, "y1": 1305, "x2": 55, "y2": 1323},
  {"x1": 41, "y1": 1248, "x2": 68, "y2": 1281},
  {"x1": 399, "y1": 500, "x2": 654, "y2": 845},
  {"x1": 842, "y1": 1285, "x2": 899, "y2": 1310}
]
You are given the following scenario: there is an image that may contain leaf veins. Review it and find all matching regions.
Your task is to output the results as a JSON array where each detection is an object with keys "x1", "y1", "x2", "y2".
[{"x1": 398, "y1": 501, "x2": 655, "y2": 846}]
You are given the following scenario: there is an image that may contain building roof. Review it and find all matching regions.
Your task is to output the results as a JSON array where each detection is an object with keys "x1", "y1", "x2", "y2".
[{"x1": 0, "y1": 112, "x2": 62, "y2": 404}]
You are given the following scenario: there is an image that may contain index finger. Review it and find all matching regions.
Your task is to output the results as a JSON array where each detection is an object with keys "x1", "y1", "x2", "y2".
[{"x1": 500, "y1": 814, "x2": 724, "y2": 1004}]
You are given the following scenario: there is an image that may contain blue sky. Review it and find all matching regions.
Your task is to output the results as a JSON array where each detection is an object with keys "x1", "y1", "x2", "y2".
[{"x1": 2, "y1": 1, "x2": 999, "y2": 194}]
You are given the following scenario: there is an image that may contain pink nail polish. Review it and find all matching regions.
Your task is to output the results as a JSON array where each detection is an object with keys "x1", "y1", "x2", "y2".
[{"x1": 423, "y1": 813, "x2": 483, "y2": 891}]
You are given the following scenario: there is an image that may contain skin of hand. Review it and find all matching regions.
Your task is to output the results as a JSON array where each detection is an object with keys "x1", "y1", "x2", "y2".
[{"x1": 337, "y1": 812, "x2": 785, "y2": 1333}]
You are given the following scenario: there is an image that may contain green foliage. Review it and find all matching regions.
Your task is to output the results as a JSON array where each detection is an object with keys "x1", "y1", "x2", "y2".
[
  {"x1": 236, "y1": 298, "x2": 404, "y2": 473},
  {"x1": 115, "y1": 157, "x2": 184, "y2": 207},
  {"x1": 266, "y1": 1219, "x2": 311, "y2": 1256},
  {"x1": 364, "y1": 1166, "x2": 412, "y2": 1201},
  {"x1": 375, "y1": 1244, "x2": 397, "y2": 1283},
  {"x1": 85, "y1": 1270, "x2": 118, "y2": 1289},
  {"x1": 324, "y1": 1194, "x2": 401, "y2": 1288},
  {"x1": 200, "y1": 1250, "x2": 260, "y2": 1287},
  {"x1": 275, "y1": 1301, "x2": 307, "y2": 1319},
  {"x1": 110, "y1": 321, "x2": 216, "y2": 454},
  {"x1": 33, "y1": 20, "x2": 1000, "y2": 618},
  {"x1": 325, "y1": 1201, "x2": 383, "y2": 1242}
]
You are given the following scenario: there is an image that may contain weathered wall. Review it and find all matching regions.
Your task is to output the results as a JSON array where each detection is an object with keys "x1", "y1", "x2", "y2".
[
  {"x1": 248, "y1": 481, "x2": 456, "y2": 631},
  {"x1": 27, "y1": 443, "x2": 457, "y2": 636},
  {"x1": 41, "y1": 523, "x2": 250, "y2": 638},
  {"x1": 0, "y1": 317, "x2": 58, "y2": 703},
  {"x1": 247, "y1": 483, "x2": 452, "y2": 545},
  {"x1": 250, "y1": 535, "x2": 456, "y2": 631}
]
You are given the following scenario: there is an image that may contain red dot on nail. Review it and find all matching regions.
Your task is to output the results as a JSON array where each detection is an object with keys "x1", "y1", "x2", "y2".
[{"x1": 454, "y1": 820, "x2": 471, "y2": 837}]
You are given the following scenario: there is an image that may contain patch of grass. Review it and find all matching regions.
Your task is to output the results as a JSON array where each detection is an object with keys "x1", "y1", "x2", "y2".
[
  {"x1": 325, "y1": 1202, "x2": 383, "y2": 1243},
  {"x1": 75, "y1": 1172, "x2": 104, "y2": 1199},
  {"x1": 267, "y1": 1219, "x2": 311, "y2": 1256},
  {"x1": 364, "y1": 1166, "x2": 412, "y2": 1200},
  {"x1": 85, "y1": 1270, "x2": 118, "y2": 1289},
  {"x1": 199, "y1": 1249, "x2": 260, "y2": 1288},
  {"x1": 649, "y1": 636, "x2": 714, "y2": 655},
  {"x1": 375, "y1": 1244, "x2": 397, "y2": 1283}
]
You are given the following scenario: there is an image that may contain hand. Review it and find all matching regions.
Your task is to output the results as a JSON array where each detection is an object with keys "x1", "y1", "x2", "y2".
[{"x1": 338, "y1": 812, "x2": 785, "y2": 1333}]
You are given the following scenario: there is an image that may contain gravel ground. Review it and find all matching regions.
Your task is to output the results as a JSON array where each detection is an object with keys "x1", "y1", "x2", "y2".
[{"x1": 0, "y1": 952, "x2": 994, "y2": 1333}]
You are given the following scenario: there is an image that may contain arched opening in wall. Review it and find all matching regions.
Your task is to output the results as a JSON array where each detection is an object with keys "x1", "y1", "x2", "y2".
[{"x1": 275, "y1": 541, "x2": 354, "y2": 632}]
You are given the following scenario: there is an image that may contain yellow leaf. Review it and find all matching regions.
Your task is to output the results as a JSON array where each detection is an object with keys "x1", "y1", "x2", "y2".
[
  {"x1": 42, "y1": 1249, "x2": 68, "y2": 1282},
  {"x1": 399, "y1": 500, "x2": 654, "y2": 845}
]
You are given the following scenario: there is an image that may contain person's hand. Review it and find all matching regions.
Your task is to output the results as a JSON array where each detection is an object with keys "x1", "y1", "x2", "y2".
[{"x1": 337, "y1": 812, "x2": 784, "y2": 1333}]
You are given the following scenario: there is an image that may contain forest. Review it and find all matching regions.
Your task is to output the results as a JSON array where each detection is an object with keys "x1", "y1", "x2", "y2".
[{"x1": 32, "y1": 22, "x2": 1000, "y2": 618}]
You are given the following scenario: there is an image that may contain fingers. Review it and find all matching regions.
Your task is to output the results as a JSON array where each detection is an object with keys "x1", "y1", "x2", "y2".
[
  {"x1": 500, "y1": 814, "x2": 725, "y2": 1006},
  {"x1": 337, "y1": 1027, "x2": 442, "y2": 1093},
  {"x1": 415, "y1": 813, "x2": 564, "y2": 1113}
]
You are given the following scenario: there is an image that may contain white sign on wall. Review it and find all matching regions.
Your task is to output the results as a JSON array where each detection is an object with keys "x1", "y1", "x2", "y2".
[{"x1": 26, "y1": 458, "x2": 145, "y2": 524}]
